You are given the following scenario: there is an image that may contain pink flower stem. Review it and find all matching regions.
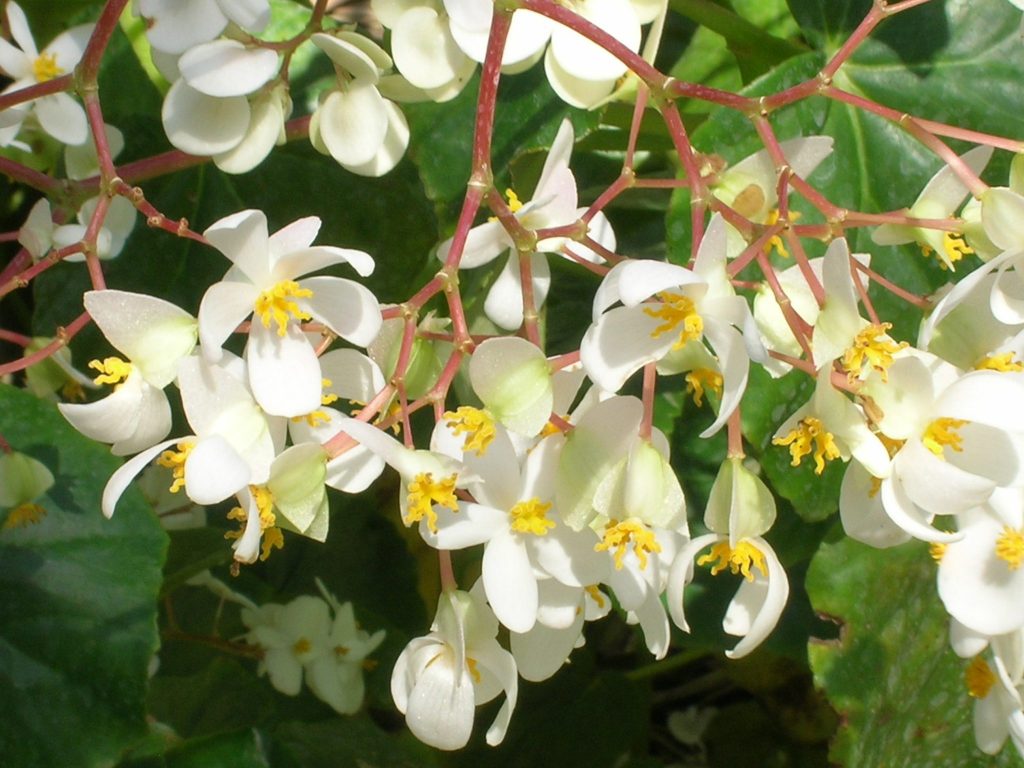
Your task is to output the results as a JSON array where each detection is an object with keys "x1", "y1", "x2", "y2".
[{"x1": 0, "y1": 311, "x2": 90, "y2": 377}]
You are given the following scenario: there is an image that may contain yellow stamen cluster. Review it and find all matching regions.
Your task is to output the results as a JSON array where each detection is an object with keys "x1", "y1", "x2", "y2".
[
  {"x1": 444, "y1": 406, "x2": 496, "y2": 456},
  {"x1": 225, "y1": 485, "x2": 282, "y2": 561},
  {"x1": 921, "y1": 232, "x2": 973, "y2": 270},
  {"x1": 772, "y1": 417, "x2": 841, "y2": 475},
  {"x1": 254, "y1": 280, "x2": 313, "y2": 337},
  {"x1": 698, "y1": 539, "x2": 769, "y2": 581},
  {"x1": 33, "y1": 52, "x2": 64, "y2": 82},
  {"x1": 644, "y1": 292, "x2": 704, "y2": 350},
  {"x1": 995, "y1": 526, "x2": 1024, "y2": 570},
  {"x1": 841, "y1": 323, "x2": 907, "y2": 382},
  {"x1": 405, "y1": 472, "x2": 459, "y2": 533},
  {"x1": 921, "y1": 417, "x2": 967, "y2": 458},
  {"x1": 292, "y1": 410, "x2": 332, "y2": 428},
  {"x1": 595, "y1": 519, "x2": 662, "y2": 571},
  {"x1": 763, "y1": 208, "x2": 801, "y2": 258},
  {"x1": 156, "y1": 441, "x2": 195, "y2": 493},
  {"x1": 293, "y1": 637, "x2": 312, "y2": 656},
  {"x1": 685, "y1": 368, "x2": 723, "y2": 407},
  {"x1": 976, "y1": 353, "x2": 1024, "y2": 373},
  {"x1": 88, "y1": 357, "x2": 133, "y2": 386},
  {"x1": 2, "y1": 502, "x2": 47, "y2": 529},
  {"x1": 320, "y1": 378, "x2": 340, "y2": 406},
  {"x1": 929, "y1": 542, "x2": 947, "y2": 563},
  {"x1": 508, "y1": 498, "x2": 555, "y2": 536},
  {"x1": 965, "y1": 656, "x2": 996, "y2": 699}
]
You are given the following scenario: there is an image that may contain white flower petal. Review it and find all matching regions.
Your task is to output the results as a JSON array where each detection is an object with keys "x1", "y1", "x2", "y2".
[
  {"x1": 35, "y1": 92, "x2": 88, "y2": 145},
  {"x1": 392, "y1": 6, "x2": 474, "y2": 91},
  {"x1": 101, "y1": 438, "x2": 179, "y2": 517},
  {"x1": 724, "y1": 537, "x2": 788, "y2": 659},
  {"x1": 197, "y1": 280, "x2": 259, "y2": 360},
  {"x1": 483, "y1": 529, "x2": 538, "y2": 633},
  {"x1": 162, "y1": 79, "x2": 250, "y2": 156},
  {"x1": 203, "y1": 209, "x2": 270, "y2": 283},
  {"x1": 340, "y1": 98, "x2": 410, "y2": 178},
  {"x1": 184, "y1": 434, "x2": 250, "y2": 504},
  {"x1": 247, "y1": 321, "x2": 322, "y2": 417},
  {"x1": 317, "y1": 85, "x2": 389, "y2": 168},
  {"x1": 180, "y1": 40, "x2": 278, "y2": 97},
  {"x1": 299, "y1": 277, "x2": 382, "y2": 347}
]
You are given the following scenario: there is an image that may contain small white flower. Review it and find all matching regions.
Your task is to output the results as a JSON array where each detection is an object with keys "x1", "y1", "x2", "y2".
[{"x1": 137, "y1": 0, "x2": 270, "y2": 55}]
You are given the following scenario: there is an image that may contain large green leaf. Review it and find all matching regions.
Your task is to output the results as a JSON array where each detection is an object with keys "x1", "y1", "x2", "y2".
[
  {"x1": 806, "y1": 535, "x2": 1021, "y2": 767},
  {"x1": 0, "y1": 383, "x2": 166, "y2": 768}
]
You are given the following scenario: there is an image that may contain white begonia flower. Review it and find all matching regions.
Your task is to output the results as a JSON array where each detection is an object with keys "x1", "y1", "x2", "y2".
[
  {"x1": 862, "y1": 350, "x2": 1024, "y2": 542},
  {"x1": 197, "y1": 209, "x2": 381, "y2": 417},
  {"x1": 937, "y1": 488, "x2": 1024, "y2": 637},
  {"x1": 306, "y1": 584, "x2": 386, "y2": 715},
  {"x1": 437, "y1": 118, "x2": 616, "y2": 330},
  {"x1": 444, "y1": 0, "x2": 552, "y2": 71},
  {"x1": 873, "y1": 145, "x2": 993, "y2": 270},
  {"x1": 19, "y1": 195, "x2": 137, "y2": 263},
  {"x1": 309, "y1": 32, "x2": 410, "y2": 177},
  {"x1": 580, "y1": 214, "x2": 765, "y2": 436},
  {"x1": 242, "y1": 595, "x2": 333, "y2": 698},
  {"x1": 59, "y1": 290, "x2": 197, "y2": 456},
  {"x1": 161, "y1": 40, "x2": 283, "y2": 164},
  {"x1": 667, "y1": 456, "x2": 789, "y2": 659},
  {"x1": 101, "y1": 354, "x2": 282, "y2": 518},
  {"x1": 334, "y1": 416, "x2": 469, "y2": 534},
  {"x1": 958, "y1": 638, "x2": 1024, "y2": 757},
  {"x1": 391, "y1": 588, "x2": 517, "y2": 750},
  {"x1": 710, "y1": 136, "x2": 834, "y2": 227},
  {"x1": 542, "y1": 0, "x2": 642, "y2": 108},
  {"x1": 0, "y1": 1, "x2": 94, "y2": 146},
  {"x1": 424, "y1": 424, "x2": 603, "y2": 634},
  {"x1": 771, "y1": 366, "x2": 891, "y2": 480},
  {"x1": 137, "y1": 0, "x2": 270, "y2": 55},
  {"x1": 375, "y1": 0, "x2": 476, "y2": 101}
]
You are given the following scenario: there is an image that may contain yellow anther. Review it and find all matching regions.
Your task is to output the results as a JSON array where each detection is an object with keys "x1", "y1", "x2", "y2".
[
  {"x1": 942, "y1": 232, "x2": 973, "y2": 268},
  {"x1": 293, "y1": 637, "x2": 312, "y2": 655},
  {"x1": 466, "y1": 657, "x2": 482, "y2": 684},
  {"x1": 505, "y1": 188, "x2": 523, "y2": 213},
  {"x1": 32, "y1": 52, "x2": 64, "y2": 82},
  {"x1": 156, "y1": 441, "x2": 194, "y2": 493},
  {"x1": 996, "y1": 526, "x2": 1024, "y2": 570},
  {"x1": 88, "y1": 357, "x2": 133, "y2": 386},
  {"x1": 976, "y1": 353, "x2": 1024, "y2": 373},
  {"x1": 225, "y1": 485, "x2": 283, "y2": 562},
  {"x1": 405, "y1": 472, "x2": 459, "y2": 533},
  {"x1": 509, "y1": 498, "x2": 555, "y2": 536},
  {"x1": 644, "y1": 292, "x2": 704, "y2": 350},
  {"x1": 584, "y1": 584, "x2": 606, "y2": 609},
  {"x1": 685, "y1": 368, "x2": 723, "y2": 407},
  {"x1": 841, "y1": 323, "x2": 907, "y2": 382},
  {"x1": 2, "y1": 502, "x2": 46, "y2": 529},
  {"x1": 292, "y1": 410, "x2": 332, "y2": 428},
  {"x1": 772, "y1": 417, "x2": 841, "y2": 475},
  {"x1": 334, "y1": 644, "x2": 350, "y2": 657},
  {"x1": 922, "y1": 417, "x2": 967, "y2": 458},
  {"x1": 444, "y1": 406, "x2": 496, "y2": 456},
  {"x1": 595, "y1": 518, "x2": 662, "y2": 571},
  {"x1": 697, "y1": 539, "x2": 769, "y2": 581},
  {"x1": 965, "y1": 656, "x2": 996, "y2": 699},
  {"x1": 321, "y1": 378, "x2": 339, "y2": 406},
  {"x1": 254, "y1": 280, "x2": 313, "y2": 337},
  {"x1": 929, "y1": 542, "x2": 947, "y2": 562}
]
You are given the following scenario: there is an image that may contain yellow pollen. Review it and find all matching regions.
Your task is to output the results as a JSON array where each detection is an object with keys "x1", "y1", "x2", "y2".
[
  {"x1": 444, "y1": 406, "x2": 496, "y2": 456},
  {"x1": 921, "y1": 232, "x2": 973, "y2": 270},
  {"x1": 3, "y1": 502, "x2": 46, "y2": 529},
  {"x1": 156, "y1": 442, "x2": 194, "y2": 493},
  {"x1": 976, "y1": 353, "x2": 1024, "y2": 373},
  {"x1": 334, "y1": 645, "x2": 350, "y2": 657},
  {"x1": 405, "y1": 472, "x2": 459, "y2": 533},
  {"x1": 929, "y1": 542, "x2": 947, "y2": 562},
  {"x1": 320, "y1": 378, "x2": 339, "y2": 406},
  {"x1": 224, "y1": 485, "x2": 283, "y2": 561},
  {"x1": 644, "y1": 292, "x2": 704, "y2": 350},
  {"x1": 921, "y1": 417, "x2": 967, "y2": 458},
  {"x1": 685, "y1": 368, "x2": 723, "y2": 407},
  {"x1": 995, "y1": 526, "x2": 1024, "y2": 570},
  {"x1": 292, "y1": 410, "x2": 332, "y2": 428},
  {"x1": 584, "y1": 585, "x2": 606, "y2": 609},
  {"x1": 965, "y1": 656, "x2": 996, "y2": 699},
  {"x1": 32, "y1": 52, "x2": 64, "y2": 82},
  {"x1": 697, "y1": 540, "x2": 768, "y2": 581},
  {"x1": 88, "y1": 357, "x2": 133, "y2": 386},
  {"x1": 508, "y1": 498, "x2": 555, "y2": 536},
  {"x1": 595, "y1": 519, "x2": 662, "y2": 571},
  {"x1": 487, "y1": 188, "x2": 524, "y2": 222},
  {"x1": 466, "y1": 657, "x2": 482, "y2": 684},
  {"x1": 772, "y1": 417, "x2": 841, "y2": 475},
  {"x1": 841, "y1": 323, "x2": 907, "y2": 382},
  {"x1": 763, "y1": 209, "x2": 801, "y2": 258},
  {"x1": 293, "y1": 637, "x2": 312, "y2": 656},
  {"x1": 254, "y1": 280, "x2": 313, "y2": 337}
]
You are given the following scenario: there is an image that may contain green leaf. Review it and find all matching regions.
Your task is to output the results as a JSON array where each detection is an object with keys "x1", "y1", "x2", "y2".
[
  {"x1": 269, "y1": 718, "x2": 438, "y2": 768},
  {"x1": 806, "y1": 535, "x2": 1021, "y2": 767},
  {"x1": 0, "y1": 383, "x2": 166, "y2": 768},
  {"x1": 785, "y1": 0, "x2": 871, "y2": 51}
]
